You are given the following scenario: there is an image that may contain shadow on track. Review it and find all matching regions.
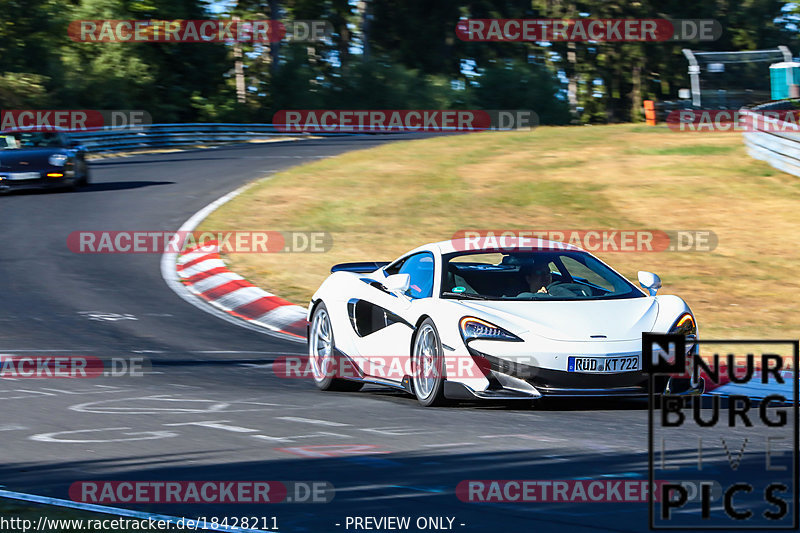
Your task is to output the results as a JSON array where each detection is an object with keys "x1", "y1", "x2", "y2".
[
  {"x1": 0, "y1": 181, "x2": 174, "y2": 196},
  {"x1": 83, "y1": 181, "x2": 174, "y2": 192},
  {"x1": 1, "y1": 445, "x2": 783, "y2": 532}
]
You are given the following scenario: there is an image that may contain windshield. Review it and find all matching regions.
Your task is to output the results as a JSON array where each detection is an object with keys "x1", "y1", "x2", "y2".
[
  {"x1": 0, "y1": 131, "x2": 64, "y2": 149},
  {"x1": 441, "y1": 250, "x2": 643, "y2": 301}
]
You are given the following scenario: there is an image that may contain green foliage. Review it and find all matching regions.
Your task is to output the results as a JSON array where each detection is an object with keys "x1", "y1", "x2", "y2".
[
  {"x1": 324, "y1": 58, "x2": 455, "y2": 109},
  {"x1": 0, "y1": 73, "x2": 50, "y2": 107},
  {"x1": 0, "y1": 0, "x2": 793, "y2": 124},
  {"x1": 470, "y1": 61, "x2": 571, "y2": 125}
]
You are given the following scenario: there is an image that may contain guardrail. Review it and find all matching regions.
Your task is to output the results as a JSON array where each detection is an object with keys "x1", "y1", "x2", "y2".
[
  {"x1": 69, "y1": 123, "x2": 346, "y2": 153},
  {"x1": 741, "y1": 99, "x2": 800, "y2": 178}
]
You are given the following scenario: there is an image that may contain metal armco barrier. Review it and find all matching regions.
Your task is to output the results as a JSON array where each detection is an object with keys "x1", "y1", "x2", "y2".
[
  {"x1": 68, "y1": 123, "x2": 350, "y2": 153},
  {"x1": 742, "y1": 99, "x2": 800, "y2": 178}
]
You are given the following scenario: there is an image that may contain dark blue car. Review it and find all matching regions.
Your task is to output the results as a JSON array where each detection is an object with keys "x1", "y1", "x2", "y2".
[{"x1": 0, "y1": 129, "x2": 90, "y2": 193}]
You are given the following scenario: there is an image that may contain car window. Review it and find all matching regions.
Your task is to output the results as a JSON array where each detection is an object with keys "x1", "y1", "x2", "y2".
[
  {"x1": 441, "y1": 250, "x2": 641, "y2": 300},
  {"x1": 396, "y1": 252, "x2": 435, "y2": 299},
  {"x1": 0, "y1": 135, "x2": 19, "y2": 149},
  {"x1": 559, "y1": 256, "x2": 615, "y2": 291},
  {"x1": 8, "y1": 131, "x2": 64, "y2": 148}
]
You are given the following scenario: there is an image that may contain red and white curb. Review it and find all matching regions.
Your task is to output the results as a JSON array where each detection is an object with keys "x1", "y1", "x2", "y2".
[
  {"x1": 160, "y1": 182, "x2": 307, "y2": 344},
  {"x1": 176, "y1": 240, "x2": 307, "y2": 339}
]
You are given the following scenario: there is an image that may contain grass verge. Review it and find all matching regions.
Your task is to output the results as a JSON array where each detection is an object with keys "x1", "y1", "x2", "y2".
[{"x1": 199, "y1": 124, "x2": 800, "y2": 339}]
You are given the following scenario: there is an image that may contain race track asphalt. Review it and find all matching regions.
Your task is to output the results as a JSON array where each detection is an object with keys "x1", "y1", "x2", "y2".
[{"x1": 0, "y1": 136, "x2": 793, "y2": 532}]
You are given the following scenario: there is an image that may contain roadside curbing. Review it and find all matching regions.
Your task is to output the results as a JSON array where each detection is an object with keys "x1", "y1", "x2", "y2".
[
  {"x1": 176, "y1": 240, "x2": 308, "y2": 339},
  {"x1": 160, "y1": 179, "x2": 308, "y2": 344}
]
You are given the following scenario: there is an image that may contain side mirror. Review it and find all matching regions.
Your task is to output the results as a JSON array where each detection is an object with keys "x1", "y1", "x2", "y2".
[
  {"x1": 638, "y1": 271, "x2": 661, "y2": 296},
  {"x1": 384, "y1": 273, "x2": 410, "y2": 294}
]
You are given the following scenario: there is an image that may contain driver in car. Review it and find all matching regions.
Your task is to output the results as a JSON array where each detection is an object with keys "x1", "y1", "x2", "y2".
[{"x1": 517, "y1": 262, "x2": 551, "y2": 297}]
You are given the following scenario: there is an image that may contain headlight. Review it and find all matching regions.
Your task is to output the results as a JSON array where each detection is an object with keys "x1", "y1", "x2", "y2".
[
  {"x1": 49, "y1": 154, "x2": 68, "y2": 166},
  {"x1": 670, "y1": 313, "x2": 698, "y2": 355},
  {"x1": 670, "y1": 313, "x2": 696, "y2": 337},
  {"x1": 459, "y1": 317, "x2": 522, "y2": 342}
]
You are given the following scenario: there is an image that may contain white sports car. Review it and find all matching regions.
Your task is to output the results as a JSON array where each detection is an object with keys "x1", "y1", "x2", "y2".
[{"x1": 307, "y1": 237, "x2": 698, "y2": 406}]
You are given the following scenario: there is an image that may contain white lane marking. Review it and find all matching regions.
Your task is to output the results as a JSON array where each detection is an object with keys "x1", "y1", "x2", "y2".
[
  {"x1": 163, "y1": 420, "x2": 259, "y2": 433},
  {"x1": 78, "y1": 312, "x2": 138, "y2": 322},
  {"x1": 252, "y1": 431, "x2": 349, "y2": 443},
  {"x1": 360, "y1": 426, "x2": 430, "y2": 436},
  {"x1": 30, "y1": 427, "x2": 179, "y2": 443},
  {"x1": 11, "y1": 389, "x2": 56, "y2": 396},
  {"x1": 0, "y1": 385, "x2": 131, "y2": 401},
  {"x1": 70, "y1": 395, "x2": 283, "y2": 415},
  {"x1": 39, "y1": 387, "x2": 122, "y2": 395},
  {"x1": 159, "y1": 178, "x2": 304, "y2": 344},
  {"x1": 0, "y1": 424, "x2": 27, "y2": 431},
  {"x1": 252, "y1": 434, "x2": 294, "y2": 443},
  {"x1": 70, "y1": 396, "x2": 230, "y2": 414},
  {"x1": 0, "y1": 489, "x2": 267, "y2": 532},
  {"x1": 276, "y1": 416, "x2": 350, "y2": 427},
  {"x1": 422, "y1": 442, "x2": 477, "y2": 448},
  {"x1": 479, "y1": 434, "x2": 566, "y2": 442},
  {"x1": 0, "y1": 393, "x2": 37, "y2": 400}
]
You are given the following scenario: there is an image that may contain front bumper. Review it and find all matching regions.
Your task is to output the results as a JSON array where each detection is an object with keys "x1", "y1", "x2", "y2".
[
  {"x1": 0, "y1": 171, "x2": 74, "y2": 191},
  {"x1": 462, "y1": 348, "x2": 650, "y2": 398}
]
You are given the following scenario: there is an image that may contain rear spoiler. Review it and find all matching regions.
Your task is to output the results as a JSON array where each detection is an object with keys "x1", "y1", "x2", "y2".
[{"x1": 330, "y1": 261, "x2": 390, "y2": 274}]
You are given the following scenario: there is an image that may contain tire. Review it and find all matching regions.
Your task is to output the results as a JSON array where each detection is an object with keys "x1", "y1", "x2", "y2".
[
  {"x1": 78, "y1": 167, "x2": 90, "y2": 187},
  {"x1": 308, "y1": 303, "x2": 363, "y2": 392},
  {"x1": 411, "y1": 318, "x2": 447, "y2": 407}
]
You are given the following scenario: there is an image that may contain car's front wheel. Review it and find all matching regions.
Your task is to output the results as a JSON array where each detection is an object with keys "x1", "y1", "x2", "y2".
[
  {"x1": 308, "y1": 302, "x2": 363, "y2": 392},
  {"x1": 411, "y1": 318, "x2": 447, "y2": 407},
  {"x1": 78, "y1": 166, "x2": 90, "y2": 187}
]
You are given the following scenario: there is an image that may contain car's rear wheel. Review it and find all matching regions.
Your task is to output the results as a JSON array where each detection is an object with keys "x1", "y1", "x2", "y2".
[
  {"x1": 411, "y1": 318, "x2": 447, "y2": 407},
  {"x1": 78, "y1": 167, "x2": 90, "y2": 187},
  {"x1": 308, "y1": 303, "x2": 363, "y2": 392}
]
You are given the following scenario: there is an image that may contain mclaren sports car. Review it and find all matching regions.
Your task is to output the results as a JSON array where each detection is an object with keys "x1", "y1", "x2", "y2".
[{"x1": 307, "y1": 237, "x2": 698, "y2": 406}]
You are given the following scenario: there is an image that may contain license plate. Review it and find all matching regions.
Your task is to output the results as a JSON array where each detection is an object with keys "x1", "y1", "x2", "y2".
[
  {"x1": 6, "y1": 172, "x2": 40, "y2": 180},
  {"x1": 568, "y1": 355, "x2": 640, "y2": 373}
]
